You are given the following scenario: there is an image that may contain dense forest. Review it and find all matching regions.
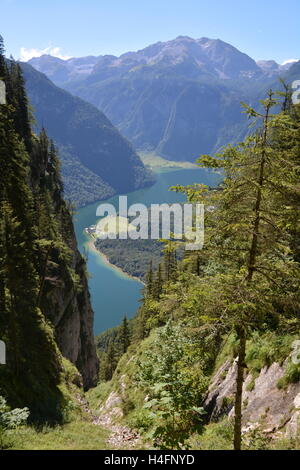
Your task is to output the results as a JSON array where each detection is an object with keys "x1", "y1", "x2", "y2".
[
  {"x1": 0, "y1": 35, "x2": 98, "y2": 431},
  {"x1": 94, "y1": 209, "x2": 186, "y2": 281}
]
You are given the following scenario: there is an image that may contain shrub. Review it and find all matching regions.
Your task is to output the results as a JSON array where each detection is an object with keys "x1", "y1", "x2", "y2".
[
  {"x1": 277, "y1": 362, "x2": 300, "y2": 389},
  {"x1": 128, "y1": 409, "x2": 154, "y2": 432},
  {"x1": 135, "y1": 322, "x2": 208, "y2": 449},
  {"x1": 0, "y1": 396, "x2": 29, "y2": 449}
]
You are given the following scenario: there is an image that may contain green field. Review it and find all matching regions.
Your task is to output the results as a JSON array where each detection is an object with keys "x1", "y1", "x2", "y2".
[{"x1": 138, "y1": 151, "x2": 198, "y2": 171}]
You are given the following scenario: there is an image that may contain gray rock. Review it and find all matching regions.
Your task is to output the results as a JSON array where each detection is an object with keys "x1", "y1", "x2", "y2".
[{"x1": 205, "y1": 358, "x2": 300, "y2": 436}]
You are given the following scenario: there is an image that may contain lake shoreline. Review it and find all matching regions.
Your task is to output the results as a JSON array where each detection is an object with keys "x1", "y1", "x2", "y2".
[
  {"x1": 75, "y1": 168, "x2": 221, "y2": 333},
  {"x1": 85, "y1": 238, "x2": 145, "y2": 285}
]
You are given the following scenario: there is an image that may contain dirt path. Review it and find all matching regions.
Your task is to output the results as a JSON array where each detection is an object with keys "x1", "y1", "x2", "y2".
[{"x1": 76, "y1": 392, "x2": 141, "y2": 449}]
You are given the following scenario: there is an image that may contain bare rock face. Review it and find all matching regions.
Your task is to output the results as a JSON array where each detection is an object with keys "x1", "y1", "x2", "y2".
[
  {"x1": 205, "y1": 358, "x2": 300, "y2": 435},
  {"x1": 54, "y1": 249, "x2": 99, "y2": 389},
  {"x1": 204, "y1": 359, "x2": 236, "y2": 420},
  {"x1": 95, "y1": 375, "x2": 129, "y2": 427},
  {"x1": 27, "y1": 121, "x2": 99, "y2": 391},
  {"x1": 96, "y1": 391, "x2": 124, "y2": 428},
  {"x1": 40, "y1": 207, "x2": 99, "y2": 389},
  {"x1": 285, "y1": 394, "x2": 300, "y2": 438},
  {"x1": 239, "y1": 362, "x2": 299, "y2": 432}
]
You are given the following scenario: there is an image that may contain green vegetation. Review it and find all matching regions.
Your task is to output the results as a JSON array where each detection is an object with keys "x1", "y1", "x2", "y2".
[
  {"x1": 189, "y1": 418, "x2": 234, "y2": 450},
  {"x1": 135, "y1": 322, "x2": 208, "y2": 449},
  {"x1": 94, "y1": 84, "x2": 300, "y2": 450},
  {"x1": 0, "y1": 47, "x2": 63, "y2": 421},
  {"x1": 0, "y1": 36, "x2": 98, "y2": 428},
  {"x1": 59, "y1": 149, "x2": 115, "y2": 207},
  {"x1": 245, "y1": 332, "x2": 298, "y2": 373},
  {"x1": 0, "y1": 396, "x2": 29, "y2": 449},
  {"x1": 139, "y1": 152, "x2": 198, "y2": 171},
  {"x1": 96, "y1": 318, "x2": 135, "y2": 382},
  {"x1": 95, "y1": 238, "x2": 163, "y2": 281},
  {"x1": 94, "y1": 209, "x2": 186, "y2": 282},
  {"x1": 9, "y1": 418, "x2": 109, "y2": 450},
  {"x1": 277, "y1": 361, "x2": 300, "y2": 389}
]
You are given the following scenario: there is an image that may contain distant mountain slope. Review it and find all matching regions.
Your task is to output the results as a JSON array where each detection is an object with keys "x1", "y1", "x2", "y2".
[
  {"x1": 29, "y1": 36, "x2": 263, "y2": 85},
  {"x1": 256, "y1": 59, "x2": 296, "y2": 76},
  {"x1": 28, "y1": 37, "x2": 296, "y2": 163},
  {"x1": 283, "y1": 60, "x2": 300, "y2": 81},
  {"x1": 28, "y1": 36, "x2": 268, "y2": 161},
  {"x1": 21, "y1": 62, "x2": 154, "y2": 206},
  {"x1": 29, "y1": 54, "x2": 100, "y2": 85}
]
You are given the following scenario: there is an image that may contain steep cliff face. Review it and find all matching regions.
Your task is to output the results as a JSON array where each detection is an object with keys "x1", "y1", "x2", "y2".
[
  {"x1": 30, "y1": 132, "x2": 99, "y2": 389},
  {"x1": 44, "y1": 227, "x2": 99, "y2": 389}
]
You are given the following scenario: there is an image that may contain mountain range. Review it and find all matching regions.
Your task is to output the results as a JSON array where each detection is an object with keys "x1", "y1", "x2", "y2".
[
  {"x1": 21, "y1": 62, "x2": 153, "y2": 207},
  {"x1": 28, "y1": 36, "x2": 299, "y2": 162}
]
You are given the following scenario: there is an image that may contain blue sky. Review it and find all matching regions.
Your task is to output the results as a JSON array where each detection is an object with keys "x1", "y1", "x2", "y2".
[{"x1": 0, "y1": 0, "x2": 299, "y2": 64}]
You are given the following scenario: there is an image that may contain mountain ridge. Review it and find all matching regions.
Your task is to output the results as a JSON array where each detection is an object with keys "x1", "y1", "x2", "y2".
[
  {"x1": 28, "y1": 36, "x2": 293, "y2": 162},
  {"x1": 29, "y1": 36, "x2": 265, "y2": 84}
]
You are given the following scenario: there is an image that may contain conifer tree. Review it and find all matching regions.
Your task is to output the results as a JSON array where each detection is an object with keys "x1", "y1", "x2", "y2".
[
  {"x1": 173, "y1": 90, "x2": 300, "y2": 449},
  {"x1": 8, "y1": 61, "x2": 32, "y2": 151},
  {"x1": 146, "y1": 261, "x2": 153, "y2": 297},
  {"x1": 153, "y1": 264, "x2": 163, "y2": 300},
  {"x1": 120, "y1": 316, "x2": 130, "y2": 354},
  {"x1": 137, "y1": 309, "x2": 147, "y2": 340},
  {"x1": 0, "y1": 35, "x2": 7, "y2": 82},
  {"x1": 195, "y1": 91, "x2": 300, "y2": 449},
  {"x1": 0, "y1": 37, "x2": 76, "y2": 420},
  {"x1": 0, "y1": 103, "x2": 62, "y2": 419},
  {"x1": 161, "y1": 239, "x2": 178, "y2": 282},
  {"x1": 106, "y1": 339, "x2": 117, "y2": 380}
]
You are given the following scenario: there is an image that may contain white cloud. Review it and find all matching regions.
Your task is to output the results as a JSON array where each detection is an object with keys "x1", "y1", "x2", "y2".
[
  {"x1": 19, "y1": 46, "x2": 72, "y2": 62},
  {"x1": 281, "y1": 58, "x2": 299, "y2": 66}
]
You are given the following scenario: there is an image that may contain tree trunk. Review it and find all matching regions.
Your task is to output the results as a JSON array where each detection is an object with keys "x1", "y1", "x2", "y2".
[
  {"x1": 233, "y1": 95, "x2": 272, "y2": 450},
  {"x1": 233, "y1": 326, "x2": 246, "y2": 450}
]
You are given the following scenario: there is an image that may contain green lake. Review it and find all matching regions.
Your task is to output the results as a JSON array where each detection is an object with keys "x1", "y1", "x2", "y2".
[{"x1": 74, "y1": 168, "x2": 220, "y2": 334}]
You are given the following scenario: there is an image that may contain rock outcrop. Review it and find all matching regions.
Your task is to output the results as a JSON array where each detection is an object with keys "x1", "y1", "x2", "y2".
[
  {"x1": 205, "y1": 358, "x2": 300, "y2": 437},
  {"x1": 29, "y1": 125, "x2": 99, "y2": 390},
  {"x1": 40, "y1": 209, "x2": 99, "y2": 389}
]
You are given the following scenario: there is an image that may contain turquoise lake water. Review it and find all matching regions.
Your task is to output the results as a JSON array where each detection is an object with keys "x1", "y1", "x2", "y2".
[{"x1": 74, "y1": 168, "x2": 220, "y2": 334}]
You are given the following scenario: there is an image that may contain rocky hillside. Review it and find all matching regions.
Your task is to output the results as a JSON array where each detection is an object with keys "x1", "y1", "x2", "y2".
[
  {"x1": 256, "y1": 59, "x2": 295, "y2": 76},
  {"x1": 29, "y1": 37, "x2": 299, "y2": 164},
  {"x1": 29, "y1": 54, "x2": 100, "y2": 84},
  {"x1": 31, "y1": 156, "x2": 99, "y2": 389},
  {"x1": 91, "y1": 329, "x2": 300, "y2": 449},
  {"x1": 205, "y1": 357, "x2": 300, "y2": 438}
]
